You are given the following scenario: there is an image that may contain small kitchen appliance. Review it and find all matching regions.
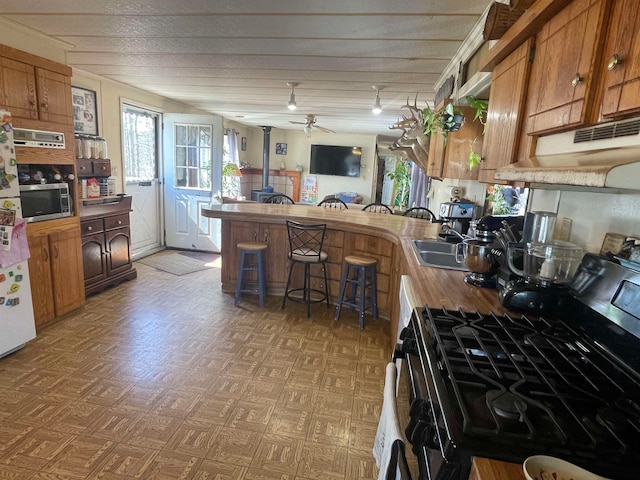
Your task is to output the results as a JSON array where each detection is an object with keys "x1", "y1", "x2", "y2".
[
  {"x1": 499, "y1": 211, "x2": 583, "y2": 314},
  {"x1": 461, "y1": 215, "x2": 525, "y2": 288},
  {"x1": 438, "y1": 200, "x2": 475, "y2": 239},
  {"x1": 393, "y1": 253, "x2": 640, "y2": 480}
]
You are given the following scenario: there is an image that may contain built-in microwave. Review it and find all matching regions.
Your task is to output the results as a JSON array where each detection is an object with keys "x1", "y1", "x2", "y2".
[{"x1": 19, "y1": 183, "x2": 71, "y2": 223}]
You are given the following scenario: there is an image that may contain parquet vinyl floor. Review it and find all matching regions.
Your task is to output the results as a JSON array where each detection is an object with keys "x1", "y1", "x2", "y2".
[{"x1": 0, "y1": 251, "x2": 392, "y2": 479}]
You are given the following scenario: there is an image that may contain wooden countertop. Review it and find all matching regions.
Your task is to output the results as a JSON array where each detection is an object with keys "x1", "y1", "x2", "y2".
[
  {"x1": 202, "y1": 203, "x2": 510, "y2": 314},
  {"x1": 201, "y1": 203, "x2": 523, "y2": 480}
]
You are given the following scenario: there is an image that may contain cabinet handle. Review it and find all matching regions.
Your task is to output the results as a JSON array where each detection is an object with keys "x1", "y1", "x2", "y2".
[
  {"x1": 571, "y1": 73, "x2": 583, "y2": 87},
  {"x1": 43, "y1": 246, "x2": 49, "y2": 262},
  {"x1": 87, "y1": 226, "x2": 93, "y2": 231},
  {"x1": 253, "y1": 232, "x2": 257, "y2": 241},
  {"x1": 117, "y1": 220, "x2": 122, "y2": 225},
  {"x1": 41, "y1": 102, "x2": 48, "y2": 110},
  {"x1": 264, "y1": 231, "x2": 268, "y2": 242},
  {"x1": 53, "y1": 244, "x2": 59, "y2": 259},
  {"x1": 607, "y1": 53, "x2": 622, "y2": 71},
  {"x1": 29, "y1": 98, "x2": 36, "y2": 107}
]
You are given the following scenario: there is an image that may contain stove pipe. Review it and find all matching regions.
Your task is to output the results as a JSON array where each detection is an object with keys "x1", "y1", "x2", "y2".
[{"x1": 261, "y1": 126, "x2": 272, "y2": 190}]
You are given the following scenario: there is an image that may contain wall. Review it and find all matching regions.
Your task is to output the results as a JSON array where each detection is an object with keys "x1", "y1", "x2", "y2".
[
  {"x1": 242, "y1": 128, "x2": 378, "y2": 204},
  {"x1": 530, "y1": 188, "x2": 640, "y2": 253}
]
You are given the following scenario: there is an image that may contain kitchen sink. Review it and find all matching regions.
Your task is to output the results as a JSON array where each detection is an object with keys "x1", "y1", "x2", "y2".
[
  {"x1": 413, "y1": 239, "x2": 459, "y2": 254},
  {"x1": 412, "y1": 239, "x2": 468, "y2": 271}
]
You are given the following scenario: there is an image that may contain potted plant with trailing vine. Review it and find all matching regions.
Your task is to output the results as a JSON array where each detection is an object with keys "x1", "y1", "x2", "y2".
[
  {"x1": 462, "y1": 95, "x2": 488, "y2": 170},
  {"x1": 422, "y1": 102, "x2": 464, "y2": 146}
]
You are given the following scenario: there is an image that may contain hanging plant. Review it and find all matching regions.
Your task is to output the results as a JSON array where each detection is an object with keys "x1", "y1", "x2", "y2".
[
  {"x1": 463, "y1": 95, "x2": 488, "y2": 133},
  {"x1": 469, "y1": 138, "x2": 482, "y2": 170},
  {"x1": 422, "y1": 103, "x2": 464, "y2": 146}
]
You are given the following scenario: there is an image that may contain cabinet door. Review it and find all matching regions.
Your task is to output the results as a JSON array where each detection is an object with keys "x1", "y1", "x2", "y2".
[
  {"x1": 27, "y1": 233, "x2": 55, "y2": 328},
  {"x1": 601, "y1": 0, "x2": 640, "y2": 118},
  {"x1": 0, "y1": 57, "x2": 38, "y2": 119},
  {"x1": 480, "y1": 38, "x2": 534, "y2": 183},
  {"x1": 35, "y1": 68, "x2": 73, "y2": 124},
  {"x1": 105, "y1": 227, "x2": 133, "y2": 276},
  {"x1": 261, "y1": 223, "x2": 288, "y2": 286},
  {"x1": 443, "y1": 106, "x2": 483, "y2": 180},
  {"x1": 427, "y1": 132, "x2": 445, "y2": 179},
  {"x1": 49, "y1": 228, "x2": 85, "y2": 316},
  {"x1": 527, "y1": 0, "x2": 608, "y2": 134},
  {"x1": 82, "y1": 232, "x2": 108, "y2": 285}
]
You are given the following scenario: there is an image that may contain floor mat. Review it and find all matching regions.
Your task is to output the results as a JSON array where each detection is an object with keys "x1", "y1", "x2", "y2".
[{"x1": 136, "y1": 251, "x2": 214, "y2": 275}]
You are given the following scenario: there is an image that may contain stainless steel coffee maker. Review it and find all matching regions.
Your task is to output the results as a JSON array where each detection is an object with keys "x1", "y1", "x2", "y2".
[{"x1": 438, "y1": 200, "x2": 475, "y2": 240}]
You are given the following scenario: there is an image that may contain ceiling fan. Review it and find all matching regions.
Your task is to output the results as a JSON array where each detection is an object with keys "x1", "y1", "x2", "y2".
[{"x1": 289, "y1": 114, "x2": 335, "y2": 134}]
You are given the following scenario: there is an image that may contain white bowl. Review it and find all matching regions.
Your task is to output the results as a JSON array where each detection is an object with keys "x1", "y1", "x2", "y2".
[{"x1": 523, "y1": 455, "x2": 611, "y2": 480}]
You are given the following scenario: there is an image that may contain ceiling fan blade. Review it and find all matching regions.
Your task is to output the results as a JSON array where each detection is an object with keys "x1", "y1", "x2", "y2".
[
  {"x1": 289, "y1": 121, "x2": 306, "y2": 125},
  {"x1": 315, "y1": 125, "x2": 335, "y2": 134}
]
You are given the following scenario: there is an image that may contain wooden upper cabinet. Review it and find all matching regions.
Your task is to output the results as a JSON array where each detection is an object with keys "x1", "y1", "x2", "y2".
[
  {"x1": 442, "y1": 106, "x2": 483, "y2": 181},
  {"x1": 600, "y1": 0, "x2": 640, "y2": 118},
  {"x1": 0, "y1": 57, "x2": 38, "y2": 119},
  {"x1": 526, "y1": 0, "x2": 609, "y2": 135},
  {"x1": 36, "y1": 68, "x2": 73, "y2": 123},
  {"x1": 479, "y1": 38, "x2": 534, "y2": 183},
  {"x1": 0, "y1": 53, "x2": 72, "y2": 124}
]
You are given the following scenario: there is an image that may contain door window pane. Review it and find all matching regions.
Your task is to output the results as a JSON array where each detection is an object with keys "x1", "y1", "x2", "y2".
[
  {"x1": 174, "y1": 124, "x2": 212, "y2": 189},
  {"x1": 122, "y1": 105, "x2": 159, "y2": 182}
]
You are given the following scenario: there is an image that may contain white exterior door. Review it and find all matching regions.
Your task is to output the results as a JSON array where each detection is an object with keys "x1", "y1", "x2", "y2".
[
  {"x1": 163, "y1": 114, "x2": 223, "y2": 252},
  {"x1": 122, "y1": 103, "x2": 163, "y2": 259}
]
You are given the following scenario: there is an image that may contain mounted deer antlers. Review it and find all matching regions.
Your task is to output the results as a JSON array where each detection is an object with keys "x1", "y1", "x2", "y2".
[{"x1": 389, "y1": 94, "x2": 430, "y2": 173}]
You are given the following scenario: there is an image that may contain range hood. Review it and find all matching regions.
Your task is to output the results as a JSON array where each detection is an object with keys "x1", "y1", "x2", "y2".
[{"x1": 495, "y1": 117, "x2": 640, "y2": 189}]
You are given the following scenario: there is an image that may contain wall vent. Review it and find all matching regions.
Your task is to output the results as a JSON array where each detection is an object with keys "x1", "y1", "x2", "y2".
[{"x1": 574, "y1": 118, "x2": 640, "y2": 143}]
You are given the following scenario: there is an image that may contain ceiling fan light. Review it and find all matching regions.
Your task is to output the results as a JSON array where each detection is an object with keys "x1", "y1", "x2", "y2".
[{"x1": 303, "y1": 125, "x2": 312, "y2": 135}]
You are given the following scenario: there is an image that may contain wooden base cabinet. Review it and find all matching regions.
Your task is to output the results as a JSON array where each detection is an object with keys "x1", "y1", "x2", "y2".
[
  {"x1": 81, "y1": 211, "x2": 136, "y2": 296},
  {"x1": 27, "y1": 223, "x2": 85, "y2": 330}
]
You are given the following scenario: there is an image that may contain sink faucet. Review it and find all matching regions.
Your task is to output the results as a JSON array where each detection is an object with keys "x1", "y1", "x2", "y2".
[{"x1": 441, "y1": 224, "x2": 467, "y2": 241}]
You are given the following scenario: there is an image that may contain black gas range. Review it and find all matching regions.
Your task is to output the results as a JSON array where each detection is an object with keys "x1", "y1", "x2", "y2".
[{"x1": 395, "y1": 253, "x2": 640, "y2": 480}]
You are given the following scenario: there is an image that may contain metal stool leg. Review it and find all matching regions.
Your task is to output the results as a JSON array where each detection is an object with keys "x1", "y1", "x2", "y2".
[{"x1": 358, "y1": 266, "x2": 366, "y2": 329}]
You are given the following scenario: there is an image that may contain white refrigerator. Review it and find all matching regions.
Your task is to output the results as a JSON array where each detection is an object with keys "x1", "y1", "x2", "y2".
[{"x1": 0, "y1": 110, "x2": 36, "y2": 358}]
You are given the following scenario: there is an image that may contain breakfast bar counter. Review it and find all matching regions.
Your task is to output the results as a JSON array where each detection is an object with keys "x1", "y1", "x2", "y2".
[{"x1": 202, "y1": 203, "x2": 509, "y2": 319}]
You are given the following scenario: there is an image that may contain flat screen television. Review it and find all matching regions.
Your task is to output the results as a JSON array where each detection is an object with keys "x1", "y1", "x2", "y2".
[{"x1": 309, "y1": 145, "x2": 362, "y2": 177}]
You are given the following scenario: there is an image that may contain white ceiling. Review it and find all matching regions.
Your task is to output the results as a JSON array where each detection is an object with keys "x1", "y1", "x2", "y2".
[{"x1": 1, "y1": 0, "x2": 492, "y2": 138}]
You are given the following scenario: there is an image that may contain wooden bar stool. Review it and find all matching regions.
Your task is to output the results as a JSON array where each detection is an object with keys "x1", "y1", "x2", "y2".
[
  {"x1": 335, "y1": 255, "x2": 378, "y2": 329},
  {"x1": 235, "y1": 242, "x2": 267, "y2": 307}
]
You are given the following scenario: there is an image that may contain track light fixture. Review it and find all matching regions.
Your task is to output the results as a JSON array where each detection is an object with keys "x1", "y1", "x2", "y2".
[
  {"x1": 287, "y1": 82, "x2": 299, "y2": 110},
  {"x1": 372, "y1": 85, "x2": 385, "y2": 114}
]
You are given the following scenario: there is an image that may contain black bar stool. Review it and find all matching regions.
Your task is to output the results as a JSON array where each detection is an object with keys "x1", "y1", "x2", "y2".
[
  {"x1": 335, "y1": 255, "x2": 378, "y2": 329},
  {"x1": 282, "y1": 220, "x2": 330, "y2": 318},
  {"x1": 234, "y1": 242, "x2": 267, "y2": 307}
]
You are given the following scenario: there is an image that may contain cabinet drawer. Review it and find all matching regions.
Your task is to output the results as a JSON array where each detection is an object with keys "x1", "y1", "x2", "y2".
[
  {"x1": 76, "y1": 158, "x2": 93, "y2": 176},
  {"x1": 92, "y1": 160, "x2": 111, "y2": 177},
  {"x1": 81, "y1": 219, "x2": 104, "y2": 236},
  {"x1": 104, "y1": 213, "x2": 130, "y2": 230}
]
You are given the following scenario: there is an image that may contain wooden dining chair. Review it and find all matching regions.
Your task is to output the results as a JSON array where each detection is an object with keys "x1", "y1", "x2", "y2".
[
  {"x1": 317, "y1": 197, "x2": 349, "y2": 209},
  {"x1": 403, "y1": 207, "x2": 437, "y2": 221},
  {"x1": 263, "y1": 194, "x2": 295, "y2": 204},
  {"x1": 362, "y1": 202, "x2": 393, "y2": 214}
]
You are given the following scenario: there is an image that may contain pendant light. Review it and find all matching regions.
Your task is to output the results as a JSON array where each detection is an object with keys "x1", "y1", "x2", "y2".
[
  {"x1": 287, "y1": 82, "x2": 299, "y2": 111},
  {"x1": 372, "y1": 85, "x2": 385, "y2": 114}
]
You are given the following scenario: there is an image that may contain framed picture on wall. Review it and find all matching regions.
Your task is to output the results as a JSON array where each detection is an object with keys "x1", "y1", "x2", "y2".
[
  {"x1": 71, "y1": 86, "x2": 99, "y2": 135},
  {"x1": 276, "y1": 143, "x2": 287, "y2": 155},
  {"x1": 241, "y1": 137, "x2": 247, "y2": 151}
]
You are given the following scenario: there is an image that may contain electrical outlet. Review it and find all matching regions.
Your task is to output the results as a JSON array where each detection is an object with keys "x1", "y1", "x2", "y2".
[{"x1": 559, "y1": 217, "x2": 572, "y2": 241}]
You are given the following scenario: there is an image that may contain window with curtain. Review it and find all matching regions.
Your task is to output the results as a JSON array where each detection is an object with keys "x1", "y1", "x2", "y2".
[
  {"x1": 122, "y1": 105, "x2": 160, "y2": 182},
  {"x1": 222, "y1": 129, "x2": 240, "y2": 197}
]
